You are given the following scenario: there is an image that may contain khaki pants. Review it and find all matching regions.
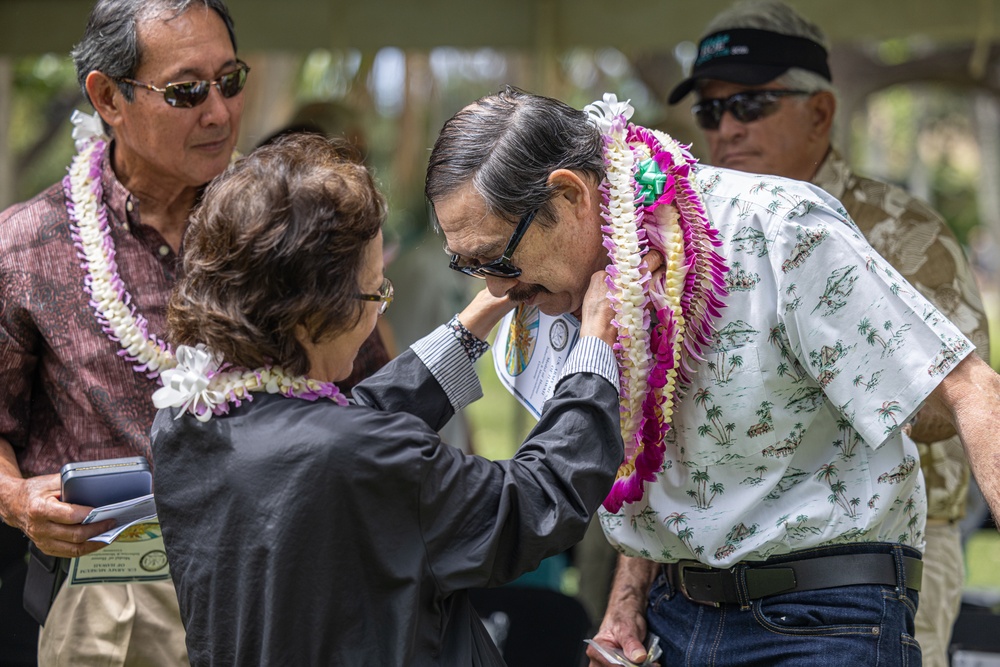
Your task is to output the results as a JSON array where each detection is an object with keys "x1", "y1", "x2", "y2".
[
  {"x1": 914, "y1": 521, "x2": 964, "y2": 667},
  {"x1": 38, "y1": 580, "x2": 187, "y2": 667}
]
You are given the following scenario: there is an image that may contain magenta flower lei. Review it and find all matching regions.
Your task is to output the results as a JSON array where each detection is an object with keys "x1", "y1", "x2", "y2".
[
  {"x1": 585, "y1": 95, "x2": 728, "y2": 513},
  {"x1": 65, "y1": 111, "x2": 348, "y2": 421}
]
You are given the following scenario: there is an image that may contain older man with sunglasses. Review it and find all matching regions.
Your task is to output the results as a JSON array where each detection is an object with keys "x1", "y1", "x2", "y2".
[
  {"x1": 669, "y1": 3, "x2": 990, "y2": 665},
  {"x1": 0, "y1": 0, "x2": 245, "y2": 664}
]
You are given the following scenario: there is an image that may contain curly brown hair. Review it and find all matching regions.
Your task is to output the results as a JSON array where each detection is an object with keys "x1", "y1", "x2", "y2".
[{"x1": 168, "y1": 133, "x2": 386, "y2": 376}]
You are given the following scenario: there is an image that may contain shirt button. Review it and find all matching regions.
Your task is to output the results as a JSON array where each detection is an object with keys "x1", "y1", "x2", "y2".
[
  {"x1": 158, "y1": 245, "x2": 170, "y2": 257},
  {"x1": 126, "y1": 200, "x2": 134, "y2": 213}
]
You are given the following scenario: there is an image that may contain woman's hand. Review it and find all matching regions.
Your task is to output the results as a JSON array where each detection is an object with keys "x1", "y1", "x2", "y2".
[
  {"x1": 579, "y1": 270, "x2": 617, "y2": 347},
  {"x1": 456, "y1": 289, "x2": 515, "y2": 341}
]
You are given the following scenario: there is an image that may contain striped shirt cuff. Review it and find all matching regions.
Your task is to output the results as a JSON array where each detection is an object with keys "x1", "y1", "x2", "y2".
[
  {"x1": 558, "y1": 336, "x2": 619, "y2": 389},
  {"x1": 411, "y1": 324, "x2": 484, "y2": 411}
]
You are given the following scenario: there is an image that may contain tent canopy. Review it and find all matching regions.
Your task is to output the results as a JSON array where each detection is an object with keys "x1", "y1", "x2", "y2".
[{"x1": 2, "y1": 0, "x2": 999, "y2": 55}]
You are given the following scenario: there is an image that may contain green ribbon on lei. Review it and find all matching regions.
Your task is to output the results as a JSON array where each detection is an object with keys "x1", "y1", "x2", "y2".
[{"x1": 635, "y1": 158, "x2": 667, "y2": 205}]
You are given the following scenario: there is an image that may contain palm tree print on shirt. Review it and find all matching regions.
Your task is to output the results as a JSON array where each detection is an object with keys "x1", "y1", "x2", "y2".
[
  {"x1": 687, "y1": 468, "x2": 724, "y2": 510},
  {"x1": 876, "y1": 400, "x2": 904, "y2": 435},
  {"x1": 927, "y1": 337, "x2": 972, "y2": 376},
  {"x1": 877, "y1": 455, "x2": 917, "y2": 485},
  {"x1": 858, "y1": 317, "x2": 911, "y2": 358},
  {"x1": 808, "y1": 340, "x2": 851, "y2": 387},
  {"x1": 746, "y1": 401, "x2": 774, "y2": 438},
  {"x1": 781, "y1": 225, "x2": 829, "y2": 273},
  {"x1": 693, "y1": 388, "x2": 736, "y2": 446},
  {"x1": 815, "y1": 463, "x2": 861, "y2": 519},
  {"x1": 725, "y1": 261, "x2": 760, "y2": 292},
  {"x1": 812, "y1": 265, "x2": 858, "y2": 315},
  {"x1": 777, "y1": 513, "x2": 823, "y2": 540},
  {"x1": 864, "y1": 255, "x2": 916, "y2": 299},
  {"x1": 762, "y1": 423, "x2": 805, "y2": 458},
  {"x1": 784, "y1": 283, "x2": 802, "y2": 312},
  {"x1": 709, "y1": 321, "x2": 758, "y2": 385},
  {"x1": 733, "y1": 225, "x2": 769, "y2": 256},
  {"x1": 664, "y1": 512, "x2": 700, "y2": 555},
  {"x1": 714, "y1": 522, "x2": 759, "y2": 560},
  {"x1": 629, "y1": 506, "x2": 659, "y2": 533},
  {"x1": 834, "y1": 413, "x2": 863, "y2": 460},
  {"x1": 769, "y1": 323, "x2": 808, "y2": 383},
  {"x1": 741, "y1": 464, "x2": 770, "y2": 488},
  {"x1": 852, "y1": 369, "x2": 883, "y2": 393}
]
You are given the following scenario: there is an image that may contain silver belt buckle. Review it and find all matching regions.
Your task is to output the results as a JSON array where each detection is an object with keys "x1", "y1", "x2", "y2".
[{"x1": 677, "y1": 560, "x2": 720, "y2": 608}]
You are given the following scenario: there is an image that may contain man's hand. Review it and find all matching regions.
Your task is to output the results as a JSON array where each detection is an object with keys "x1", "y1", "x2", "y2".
[
  {"x1": 587, "y1": 604, "x2": 652, "y2": 666},
  {"x1": 586, "y1": 555, "x2": 660, "y2": 666},
  {"x1": 0, "y1": 441, "x2": 114, "y2": 558},
  {"x1": 4, "y1": 474, "x2": 114, "y2": 557}
]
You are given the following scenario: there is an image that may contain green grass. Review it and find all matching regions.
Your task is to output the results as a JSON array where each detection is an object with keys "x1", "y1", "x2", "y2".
[
  {"x1": 464, "y1": 354, "x2": 536, "y2": 461},
  {"x1": 965, "y1": 529, "x2": 1000, "y2": 590}
]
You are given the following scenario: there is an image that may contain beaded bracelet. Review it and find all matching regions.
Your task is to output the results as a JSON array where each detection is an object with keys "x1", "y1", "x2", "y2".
[{"x1": 447, "y1": 315, "x2": 490, "y2": 362}]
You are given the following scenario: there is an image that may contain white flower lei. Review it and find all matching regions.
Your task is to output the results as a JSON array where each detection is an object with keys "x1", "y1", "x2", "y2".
[
  {"x1": 65, "y1": 111, "x2": 348, "y2": 421},
  {"x1": 585, "y1": 95, "x2": 728, "y2": 512}
]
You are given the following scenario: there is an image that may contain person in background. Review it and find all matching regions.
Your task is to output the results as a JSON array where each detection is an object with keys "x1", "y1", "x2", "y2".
[
  {"x1": 425, "y1": 86, "x2": 1000, "y2": 667},
  {"x1": 150, "y1": 132, "x2": 624, "y2": 666},
  {"x1": 668, "y1": 3, "x2": 990, "y2": 664},
  {"x1": 0, "y1": 0, "x2": 244, "y2": 663}
]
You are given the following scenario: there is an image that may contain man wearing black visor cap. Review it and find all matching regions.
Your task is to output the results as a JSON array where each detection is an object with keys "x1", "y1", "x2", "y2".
[{"x1": 661, "y1": 3, "x2": 990, "y2": 667}]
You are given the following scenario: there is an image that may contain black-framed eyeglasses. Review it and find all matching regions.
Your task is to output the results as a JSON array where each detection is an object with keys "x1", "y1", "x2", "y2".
[
  {"x1": 118, "y1": 61, "x2": 250, "y2": 109},
  {"x1": 692, "y1": 89, "x2": 812, "y2": 131},
  {"x1": 448, "y1": 208, "x2": 538, "y2": 279},
  {"x1": 355, "y1": 277, "x2": 394, "y2": 315}
]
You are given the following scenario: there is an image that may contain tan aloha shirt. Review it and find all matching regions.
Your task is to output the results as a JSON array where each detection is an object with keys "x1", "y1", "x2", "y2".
[
  {"x1": 813, "y1": 149, "x2": 990, "y2": 522},
  {"x1": 599, "y1": 165, "x2": 975, "y2": 566}
]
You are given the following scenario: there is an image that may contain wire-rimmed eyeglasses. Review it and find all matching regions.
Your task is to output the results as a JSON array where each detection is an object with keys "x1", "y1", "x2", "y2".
[
  {"x1": 355, "y1": 277, "x2": 394, "y2": 315},
  {"x1": 117, "y1": 61, "x2": 250, "y2": 109}
]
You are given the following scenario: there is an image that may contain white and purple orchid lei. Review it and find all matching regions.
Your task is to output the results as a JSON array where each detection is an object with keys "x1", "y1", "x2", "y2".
[
  {"x1": 65, "y1": 111, "x2": 348, "y2": 422},
  {"x1": 584, "y1": 95, "x2": 728, "y2": 513}
]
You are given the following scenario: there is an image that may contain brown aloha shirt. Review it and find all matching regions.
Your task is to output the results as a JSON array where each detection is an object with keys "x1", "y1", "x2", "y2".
[
  {"x1": 813, "y1": 149, "x2": 990, "y2": 521},
  {"x1": 0, "y1": 146, "x2": 179, "y2": 477}
]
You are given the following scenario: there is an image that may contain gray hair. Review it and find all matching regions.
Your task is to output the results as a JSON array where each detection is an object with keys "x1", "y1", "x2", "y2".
[
  {"x1": 425, "y1": 87, "x2": 605, "y2": 228},
  {"x1": 71, "y1": 0, "x2": 237, "y2": 106},
  {"x1": 705, "y1": 0, "x2": 835, "y2": 95}
]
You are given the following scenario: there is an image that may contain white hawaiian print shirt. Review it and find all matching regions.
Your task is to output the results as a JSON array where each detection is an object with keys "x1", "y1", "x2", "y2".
[
  {"x1": 599, "y1": 166, "x2": 975, "y2": 567},
  {"x1": 814, "y1": 149, "x2": 989, "y2": 521}
]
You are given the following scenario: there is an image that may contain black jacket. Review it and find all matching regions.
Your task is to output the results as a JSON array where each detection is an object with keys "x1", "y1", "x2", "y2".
[{"x1": 151, "y1": 348, "x2": 622, "y2": 666}]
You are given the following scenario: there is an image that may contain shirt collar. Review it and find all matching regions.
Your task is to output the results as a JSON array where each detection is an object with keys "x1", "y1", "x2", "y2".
[{"x1": 101, "y1": 141, "x2": 137, "y2": 228}]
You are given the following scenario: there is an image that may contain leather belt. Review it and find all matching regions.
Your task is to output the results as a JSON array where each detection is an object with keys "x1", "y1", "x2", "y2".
[{"x1": 664, "y1": 553, "x2": 922, "y2": 606}]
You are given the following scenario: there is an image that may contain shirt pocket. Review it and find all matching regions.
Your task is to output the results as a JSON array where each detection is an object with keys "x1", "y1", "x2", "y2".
[{"x1": 676, "y1": 346, "x2": 773, "y2": 466}]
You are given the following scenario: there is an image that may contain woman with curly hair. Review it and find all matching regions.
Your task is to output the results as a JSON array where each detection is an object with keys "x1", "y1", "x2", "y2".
[{"x1": 149, "y1": 133, "x2": 623, "y2": 666}]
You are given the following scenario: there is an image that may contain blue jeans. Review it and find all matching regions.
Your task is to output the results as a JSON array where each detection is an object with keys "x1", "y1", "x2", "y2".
[{"x1": 646, "y1": 543, "x2": 921, "y2": 666}]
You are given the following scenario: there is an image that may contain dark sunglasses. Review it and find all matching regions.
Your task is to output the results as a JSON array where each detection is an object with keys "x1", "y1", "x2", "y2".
[
  {"x1": 449, "y1": 208, "x2": 538, "y2": 279},
  {"x1": 118, "y1": 62, "x2": 250, "y2": 109},
  {"x1": 355, "y1": 277, "x2": 394, "y2": 315},
  {"x1": 692, "y1": 89, "x2": 811, "y2": 131}
]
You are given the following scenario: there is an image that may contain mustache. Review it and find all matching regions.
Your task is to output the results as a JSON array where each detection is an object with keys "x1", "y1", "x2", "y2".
[{"x1": 507, "y1": 285, "x2": 547, "y2": 303}]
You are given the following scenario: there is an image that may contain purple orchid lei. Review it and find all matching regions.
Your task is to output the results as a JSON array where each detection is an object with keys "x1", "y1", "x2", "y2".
[
  {"x1": 585, "y1": 95, "x2": 728, "y2": 513},
  {"x1": 65, "y1": 111, "x2": 348, "y2": 421}
]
